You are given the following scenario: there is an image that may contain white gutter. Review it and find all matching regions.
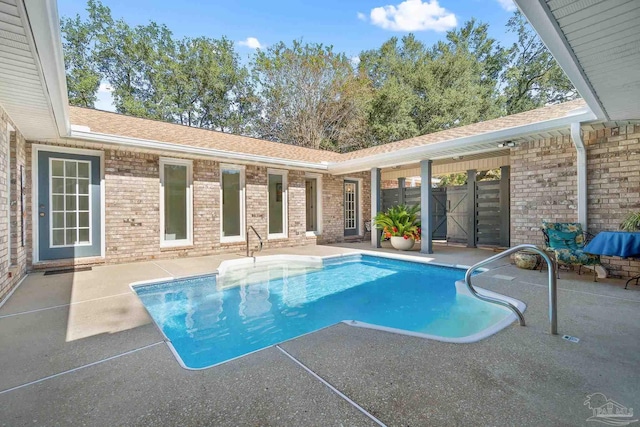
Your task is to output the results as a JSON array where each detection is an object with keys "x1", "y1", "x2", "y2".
[
  {"x1": 67, "y1": 129, "x2": 330, "y2": 171},
  {"x1": 514, "y1": 0, "x2": 608, "y2": 120},
  {"x1": 22, "y1": 0, "x2": 71, "y2": 137},
  {"x1": 328, "y1": 107, "x2": 597, "y2": 174},
  {"x1": 571, "y1": 122, "x2": 587, "y2": 229}
]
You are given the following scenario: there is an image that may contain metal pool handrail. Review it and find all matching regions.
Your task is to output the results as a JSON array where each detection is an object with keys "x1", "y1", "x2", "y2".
[
  {"x1": 464, "y1": 244, "x2": 558, "y2": 335},
  {"x1": 246, "y1": 226, "x2": 263, "y2": 257}
]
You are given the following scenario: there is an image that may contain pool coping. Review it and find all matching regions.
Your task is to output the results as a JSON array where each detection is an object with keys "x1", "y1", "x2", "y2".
[{"x1": 129, "y1": 251, "x2": 525, "y2": 370}]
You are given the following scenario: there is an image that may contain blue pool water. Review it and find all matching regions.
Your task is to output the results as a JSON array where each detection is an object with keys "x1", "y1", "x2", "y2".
[{"x1": 133, "y1": 255, "x2": 514, "y2": 369}]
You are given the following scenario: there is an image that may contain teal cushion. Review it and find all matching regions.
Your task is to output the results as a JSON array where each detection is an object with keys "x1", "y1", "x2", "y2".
[
  {"x1": 554, "y1": 249, "x2": 600, "y2": 266},
  {"x1": 547, "y1": 229, "x2": 579, "y2": 250}
]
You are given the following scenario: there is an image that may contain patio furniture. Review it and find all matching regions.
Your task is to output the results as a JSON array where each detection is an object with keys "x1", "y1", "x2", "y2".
[
  {"x1": 541, "y1": 222, "x2": 600, "y2": 281},
  {"x1": 583, "y1": 231, "x2": 640, "y2": 289}
]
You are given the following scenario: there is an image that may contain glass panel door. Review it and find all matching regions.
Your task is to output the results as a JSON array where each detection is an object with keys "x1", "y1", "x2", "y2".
[
  {"x1": 38, "y1": 151, "x2": 101, "y2": 261},
  {"x1": 344, "y1": 180, "x2": 358, "y2": 236}
]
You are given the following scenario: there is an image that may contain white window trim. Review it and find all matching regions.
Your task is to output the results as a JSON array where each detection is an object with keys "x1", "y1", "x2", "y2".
[
  {"x1": 6, "y1": 125, "x2": 13, "y2": 265},
  {"x1": 48, "y1": 158, "x2": 93, "y2": 248},
  {"x1": 304, "y1": 172, "x2": 323, "y2": 237},
  {"x1": 267, "y1": 168, "x2": 288, "y2": 240},
  {"x1": 31, "y1": 144, "x2": 105, "y2": 264},
  {"x1": 159, "y1": 157, "x2": 193, "y2": 248},
  {"x1": 220, "y1": 163, "x2": 246, "y2": 244},
  {"x1": 344, "y1": 176, "x2": 364, "y2": 237}
]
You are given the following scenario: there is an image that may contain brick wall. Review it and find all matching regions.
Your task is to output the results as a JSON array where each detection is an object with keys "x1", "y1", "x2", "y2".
[
  {"x1": 584, "y1": 125, "x2": 640, "y2": 278},
  {"x1": 0, "y1": 106, "x2": 27, "y2": 301},
  {"x1": 318, "y1": 171, "x2": 370, "y2": 244},
  {"x1": 23, "y1": 141, "x2": 372, "y2": 267},
  {"x1": 511, "y1": 124, "x2": 640, "y2": 278}
]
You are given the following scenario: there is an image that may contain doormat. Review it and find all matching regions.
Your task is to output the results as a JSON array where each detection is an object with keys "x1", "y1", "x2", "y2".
[{"x1": 44, "y1": 266, "x2": 93, "y2": 276}]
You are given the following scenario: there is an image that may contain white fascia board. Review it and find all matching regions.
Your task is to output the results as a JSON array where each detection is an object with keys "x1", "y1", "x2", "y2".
[
  {"x1": 67, "y1": 130, "x2": 330, "y2": 171},
  {"x1": 327, "y1": 108, "x2": 597, "y2": 175},
  {"x1": 514, "y1": 0, "x2": 608, "y2": 120},
  {"x1": 22, "y1": 0, "x2": 71, "y2": 137}
]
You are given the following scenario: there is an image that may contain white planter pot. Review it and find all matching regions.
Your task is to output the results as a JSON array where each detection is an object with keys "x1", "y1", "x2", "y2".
[{"x1": 390, "y1": 236, "x2": 415, "y2": 251}]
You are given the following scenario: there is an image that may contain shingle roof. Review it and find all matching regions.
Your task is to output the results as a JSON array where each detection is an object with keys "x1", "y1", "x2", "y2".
[
  {"x1": 69, "y1": 99, "x2": 587, "y2": 165},
  {"x1": 69, "y1": 107, "x2": 342, "y2": 163},
  {"x1": 340, "y1": 99, "x2": 587, "y2": 160}
]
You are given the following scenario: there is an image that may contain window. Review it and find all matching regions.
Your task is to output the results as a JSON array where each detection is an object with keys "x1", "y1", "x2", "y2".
[
  {"x1": 268, "y1": 169, "x2": 287, "y2": 239},
  {"x1": 221, "y1": 165, "x2": 245, "y2": 242},
  {"x1": 304, "y1": 173, "x2": 322, "y2": 236},
  {"x1": 6, "y1": 126, "x2": 12, "y2": 261},
  {"x1": 50, "y1": 158, "x2": 92, "y2": 247},
  {"x1": 160, "y1": 158, "x2": 192, "y2": 247}
]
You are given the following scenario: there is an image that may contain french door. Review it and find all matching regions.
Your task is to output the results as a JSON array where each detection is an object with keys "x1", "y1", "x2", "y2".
[{"x1": 344, "y1": 180, "x2": 359, "y2": 236}]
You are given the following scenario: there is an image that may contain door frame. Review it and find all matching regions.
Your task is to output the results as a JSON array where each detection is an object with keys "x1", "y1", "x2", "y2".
[
  {"x1": 343, "y1": 176, "x2": 363, "y2": 237},
  {"x1": 31, "y1": 144, "x2": 105, "y2": 263}
]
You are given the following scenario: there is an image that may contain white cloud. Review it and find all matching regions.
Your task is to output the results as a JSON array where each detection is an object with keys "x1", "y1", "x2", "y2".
[
  {"x1": 496, "y1": 0, "x2": 517, "y2": 12},
  {"x1": 366, "y1": 0, "x2": 457, "y2": 32},
  {"x1": 238, "y1": 37, "x2": 264, "y2": 49},
  {"x1": 357, "y1": 12, "x2": 367, "y2": 21},
  {"x1": 350, "y1": 56, "x2": 361, "y2": 66}
]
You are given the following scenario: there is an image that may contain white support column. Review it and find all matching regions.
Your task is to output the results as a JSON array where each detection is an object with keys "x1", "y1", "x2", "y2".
[
  {"x1": 371, "y1": 167, "x2": 382, "y2": 248},
  {"x1": 420, "y1": 160, "x2": 433, "y2": 254},
  {"x1": 571, "y1": 122, "x2": 587, "y2": 230}
]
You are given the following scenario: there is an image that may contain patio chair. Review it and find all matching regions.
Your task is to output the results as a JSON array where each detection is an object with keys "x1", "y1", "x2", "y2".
[{"x1": 541, "y1": 222, "x2": 600, "y2": 281}]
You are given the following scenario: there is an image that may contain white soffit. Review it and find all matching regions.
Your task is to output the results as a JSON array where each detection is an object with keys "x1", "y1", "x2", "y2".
[
  {"x1": 516, "y1": 0, "x2": 640, "y2": 121},
  {"x1": 0, "y1": 0, "x2": 69, "y2": 139}
]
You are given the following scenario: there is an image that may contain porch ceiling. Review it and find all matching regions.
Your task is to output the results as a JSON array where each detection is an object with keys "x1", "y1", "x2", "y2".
[
  {"x1": 516, "y1": 0, "x2": 640, "y2": 121},
  {"x1": 0, "y1": 0, "x2": 69, "y2": 139}
]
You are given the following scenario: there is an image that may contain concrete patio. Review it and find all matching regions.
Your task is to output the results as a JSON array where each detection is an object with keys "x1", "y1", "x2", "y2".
[{"x1": 0, "y1": 243, "x2": 639, "y2": 426}]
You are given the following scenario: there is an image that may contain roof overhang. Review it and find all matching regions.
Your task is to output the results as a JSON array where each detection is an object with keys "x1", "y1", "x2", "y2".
[
  {"x1": 66, "y1": 129, "x2": 330, "y2": 171},
  {"x1": 327, "y1": 106, "x2": 596, "y2": 175},
  {"x1": 0, "y1": 0, "x2": 69, "y2": 139},
  {"x1": 515, "y1": 0, "x2": 640, "y2": 121}
]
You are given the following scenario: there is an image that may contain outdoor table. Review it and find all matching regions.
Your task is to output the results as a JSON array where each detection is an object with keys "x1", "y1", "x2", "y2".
[{"x1": 584, "y1": 231, "x2": 640, "y2": 289}]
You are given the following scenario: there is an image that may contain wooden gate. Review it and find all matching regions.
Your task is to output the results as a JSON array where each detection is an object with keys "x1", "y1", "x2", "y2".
[
  {"x1": 379, "y1": 166, "x2": 510, "y2": 247},
  {"x1": 476, "y1": 181, "x2": 501, "y2": 246},
  {"x1": 431, "y1": 188, "x2": 447, "y2": 240},
  {"x1": 446, "y1": 186, "x2": 468, "y2": 244},
  {"x1": 380, "y1": 187, "x2": 447, "y2": 240}
]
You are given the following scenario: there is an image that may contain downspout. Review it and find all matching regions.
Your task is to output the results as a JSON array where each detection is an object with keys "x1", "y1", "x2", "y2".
[
  {"x1": 571, "y1": 122, "x2": 587, "y2": 229},
  {"x1": 571, "y1": 122, "x2": 606, "y2": 279}
]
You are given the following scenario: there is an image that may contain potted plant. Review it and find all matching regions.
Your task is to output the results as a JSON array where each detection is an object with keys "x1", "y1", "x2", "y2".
[
  {"x1": 373, "y1": 204, "x2": 421, "y2": 250},
  {"x1": 620, "y1": 212, "x2": 640, "y2": 231}
]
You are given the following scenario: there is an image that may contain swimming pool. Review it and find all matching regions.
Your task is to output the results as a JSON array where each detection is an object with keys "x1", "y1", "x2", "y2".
[{"x1": 132, "y1": 254, "x2": 525, "y2": 369}]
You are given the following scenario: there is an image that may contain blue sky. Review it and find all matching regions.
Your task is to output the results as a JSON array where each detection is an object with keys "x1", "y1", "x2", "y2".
[{"x1": 57, "y1": 0, "x2": 520, "y2": 110}]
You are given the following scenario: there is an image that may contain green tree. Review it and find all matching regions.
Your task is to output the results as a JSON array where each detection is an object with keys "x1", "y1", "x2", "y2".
[
  {"x1": 359, "y1": 22, "x2": 505, "y2": 145},
  {"x1": 252, "y1": 40, "x2": 371, "y2": 151},
  {"x1": 503, "y1": 11, "x2": 578, "y2": 114},
  {"x1": 163, "y1": 37, "x2": 258, "y2": 133},
  {"x1": 359, "y1": 35, "x2": 425, "y2": 145},
  {"x1": 61, "y1": 0, "x2": 257, "y2": 134},
  {"x1": 60, "y1": 0, "x2": 111, "y2": 107}
]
